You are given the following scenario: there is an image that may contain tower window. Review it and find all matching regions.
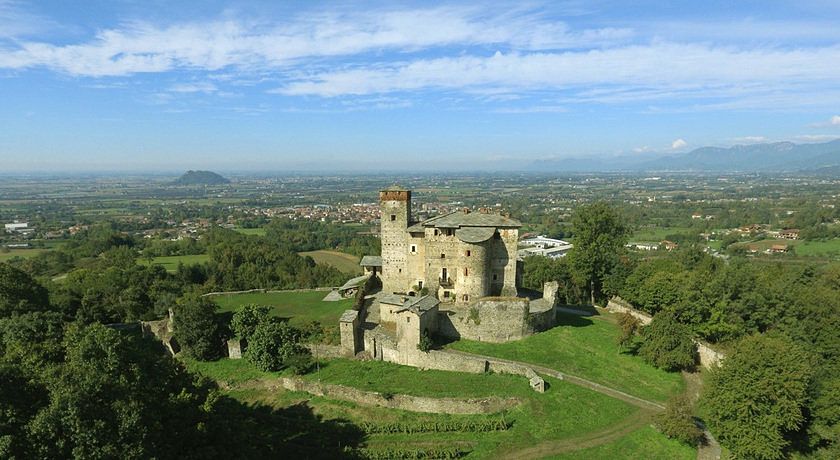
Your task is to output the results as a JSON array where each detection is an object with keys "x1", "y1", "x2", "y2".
[
  {"x1": 410, "y1": 245, "x2": 417, "y2": 253},
  {"x1": 390, "y1": 214, "x2": 396, "y2": 221},
  {"x1": 440, "y1": 253, "x2": 445, "y2": 259},
  {"x1": 463, "y1": 294, "x2": 469, "y2": 302},
  {"x1": 434, "y1": 229, "x2": 439, "y2": 236},
  {"x1": 466, "y1": 250, "x2": 471, "y2": 256},
  {"x1": 493, "y1": 274, "x2": 498, "y2": 281},
  {"x1": 464, "y1": 268, "x2": 468, "y2": 276}
]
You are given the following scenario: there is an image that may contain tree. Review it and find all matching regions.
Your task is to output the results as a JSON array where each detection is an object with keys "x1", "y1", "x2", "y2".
[
  {"x1": 173, "y1": 295, "x2": 221, "y2": 361},
  {"x1": 701, "y1": 335, "x2": 814, "y2": 460},
  {"x1": 230, "y1": 304, "x2": 271, "y2": 342},
  {"x1": 247, "y1": 320, "x2": 307, "y2": 372},
  {"x1": 568, "y1": 202, "x2": 630, "y2": 305},
  {"x1": 0, "y1": 364, "x2": 47, "y2": 459},
  {"x1": 0, "y1": 263, "x2": 50, "y2": 318},
  {"x1": 616, "y1": 312, "x2": 641, "y2": 350},
  {"x1": 656, "y1": 393, "x2": 703, "y2": 446},
  {"x1": 638, "y1": 312, "x2": 696, "y2": 371}
]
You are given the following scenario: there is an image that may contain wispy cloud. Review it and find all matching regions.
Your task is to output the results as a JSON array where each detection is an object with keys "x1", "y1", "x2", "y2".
[
  {"x1": 671, "y1": 138, "x2": 688, "y2": 150},
  {"x1": 169, "y1": 82, "x2": 218, "y2": 93}
]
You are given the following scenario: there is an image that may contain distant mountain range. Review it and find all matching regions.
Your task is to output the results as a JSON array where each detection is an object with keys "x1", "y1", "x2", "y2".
[
  {"x1": 173, "y1": 170, "x2": 230, "y2": 185},
  {"x1": 530, "y1": 139, "x2": 840, "y2": 173}
]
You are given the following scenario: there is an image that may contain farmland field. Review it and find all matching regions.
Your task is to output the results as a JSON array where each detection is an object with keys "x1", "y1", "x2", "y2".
[
  {"x1": 298, "y1": 249, "x2": 362, "y2": 274},
  {"x1": 0, "y1": 248, "x2": 48, "y2": 262},
  {"x1": 210, "y1": 289, "x2": 352, "y2": 325},
  {"x1": 138, "y1": 254, "x2": 210, "y2": 271}
]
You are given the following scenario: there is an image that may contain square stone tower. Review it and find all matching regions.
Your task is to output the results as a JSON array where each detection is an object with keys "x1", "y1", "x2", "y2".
[{"x1": 380, "y1": 185, "x2": 411, "y2": 294}]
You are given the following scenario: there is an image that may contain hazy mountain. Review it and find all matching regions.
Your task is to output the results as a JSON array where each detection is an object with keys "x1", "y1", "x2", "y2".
[
  {"x1": 173, "y1": 170, "x2": 230, "y2": 185},
  {"x1": 529, "y1": 139, "x2": 840, "y2": 172}
]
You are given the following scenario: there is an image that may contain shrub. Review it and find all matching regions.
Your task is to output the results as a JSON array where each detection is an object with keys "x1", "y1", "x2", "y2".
[
  {"x1": 417, "y1": 330, "x2": 434, "y2": 353},
  {"x1": 285, "y1": 351, "x2": 315, "y2": 375},
  {"x1": 638, "y1": 312, "x2": 696, "y2": 371},
  {"x1": 246, "y1": 319, "x2": 304, "y2": 372},
  {"x1": 656, "y1": 393, "x2": 703, "y2": 445},
  {"x1": 616, "y1": 311, "x2": 641, "y2": 350}
]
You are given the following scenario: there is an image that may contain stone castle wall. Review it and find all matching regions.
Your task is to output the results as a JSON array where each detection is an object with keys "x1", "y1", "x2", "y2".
[
  {"x1": 380, "y1": 190, "x2": 411, "y2": 294},
  {"x1": 270, "y1": 376, "x2": 520, "y2": 414},
  {"x1": 437, "y1": 298, "x2": 532, "y2": 343}
]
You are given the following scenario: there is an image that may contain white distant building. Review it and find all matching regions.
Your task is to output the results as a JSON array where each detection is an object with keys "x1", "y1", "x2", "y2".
[
  {"x1": 518, "y1": 235, "x2": 573, "y2": 259},
  {"x1": 4, "y1": 222, "x2": 29, "y2": 232}
]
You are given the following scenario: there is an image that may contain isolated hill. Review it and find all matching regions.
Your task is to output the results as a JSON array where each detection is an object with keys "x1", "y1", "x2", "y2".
[
  {"x1": 173, "y1": 170, "x2": 230, "y2": 185},
  {"x1": 528, "y1": 139, "x2": 840, "y2": 173}
]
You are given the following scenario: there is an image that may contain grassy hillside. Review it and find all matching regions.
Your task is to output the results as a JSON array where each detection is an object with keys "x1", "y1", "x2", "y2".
[
  {"x1": 138, "y1": 254, "x2": 210, "y2": 272},
  {"x1": 449, "y1": 312, "x2": 684, "y2": 402}
]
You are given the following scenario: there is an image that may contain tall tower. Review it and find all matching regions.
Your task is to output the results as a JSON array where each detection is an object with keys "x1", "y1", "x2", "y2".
[{"x1": 380, "y1": 185, "x2": 411, "y2": 294}]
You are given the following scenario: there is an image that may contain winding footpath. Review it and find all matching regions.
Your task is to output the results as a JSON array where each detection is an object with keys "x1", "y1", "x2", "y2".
[{"x1": 445, "y1": 348, "x2": 720, "y2": 459}]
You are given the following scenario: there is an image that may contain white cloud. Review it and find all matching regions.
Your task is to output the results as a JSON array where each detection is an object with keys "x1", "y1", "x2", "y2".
[
  {"x1": 831, "y1": 115, "x2": 840, "y2": 125},
  {"x1": 794, "y1": 134, "x2": 840, "y2": 142},
  {"x1": 169, "y1": 82, "x2": 217, "y2": 93},
  {"x1": 671, "y1": 138, "x2": 688, "y2": 149}
]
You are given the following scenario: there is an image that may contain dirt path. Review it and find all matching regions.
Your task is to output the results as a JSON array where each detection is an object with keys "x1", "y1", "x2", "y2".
[
  {"x1": 501, "y1": 409, "x2": 656, "y2": 459},
  {"x1": 683, "y1": 371, "x2": 722, "y2": 460}
]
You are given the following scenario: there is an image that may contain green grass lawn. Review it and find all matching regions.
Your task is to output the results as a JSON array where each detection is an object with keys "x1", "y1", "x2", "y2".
[
  {"x1": 631, "y1": 226, "x2": 693, "y2": 242},
  {"x1": 138, "y1": 254, "x2": 210, "y2": 272},
  {"x1": 794, "y1": 238, "x2": 840, "y2": 257},
  {"x1": 550, "y1": 425, "x2": 696, "y2": 460},
  {"x1": 182, "y1": 356, "x2": 663, "y2": 458},
  {"x1": 448, "y1": 313, "x2": 684, "y2": 402},
  {"x1": 210, "y1": 290, "x2": 353, "y2": 325},
  {"x1": 0, "y1": 248, "x2": 47, "y2": 262},
  {"x1": 298, "y1": 249, "x2": 362, "y2": 274}
]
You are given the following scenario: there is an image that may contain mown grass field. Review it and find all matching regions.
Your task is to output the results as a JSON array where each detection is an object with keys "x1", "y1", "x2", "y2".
[
  {"x1": 448, "y1": 312, "x2": 684, "y2": 402},
  {"x1": 210, "y1": 290, "x2": 352, "y2": 325},
  {"x1": 631, "y1": 226, "x2": 694, "y2": 242},
  {"x1": 138, "y1": 254, "x2": 210, "y2": 272},
  {"x1": 298, "y1": 249, "x2": 362, "y2": 274},
  {"x1": 0, "y1": 248, "x2": 48, "y2": 262},
  {"x1": 183, "y1": 355, "x2": 694, "y2": 459}
]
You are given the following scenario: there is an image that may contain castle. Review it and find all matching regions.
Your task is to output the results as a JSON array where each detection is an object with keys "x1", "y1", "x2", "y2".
[
  {"x1": 373, "y1": 185, "x2": 521, "y2": 301},
  {"x1": 341, "y1": 186, "x2": 559, "y2": 362}
]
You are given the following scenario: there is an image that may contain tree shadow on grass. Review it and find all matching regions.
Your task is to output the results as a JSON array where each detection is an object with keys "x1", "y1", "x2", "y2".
[
  {"x1": 206, "y1": 395, "x2": 366, "y2": 459},
  {"x1": 555, "y1": 313, "x2": 594, "y2": 328}
]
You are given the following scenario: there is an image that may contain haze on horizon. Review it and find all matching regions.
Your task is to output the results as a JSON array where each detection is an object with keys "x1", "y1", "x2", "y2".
[{"x1": 1, "y1": 0, "x2": 840, "y2": 172}]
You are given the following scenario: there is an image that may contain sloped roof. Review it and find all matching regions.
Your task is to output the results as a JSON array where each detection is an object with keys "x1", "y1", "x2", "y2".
[
  {"x1": 360, "y1": 255, "x2": 382, "y2": 267},
  {"x1": 423, "y1": 211, "x2": 520, "y2": 229},
  {"x1": 394, "y1": 295, "x2": 440, "y2": 316},
  {"x1": 455, "y1": 226, "x2": 497, "y2": 243}
]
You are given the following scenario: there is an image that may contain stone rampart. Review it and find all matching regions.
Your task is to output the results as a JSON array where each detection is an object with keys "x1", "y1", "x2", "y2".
[
  {"x1": 437, "y1": 298, "x2": 531, "y2": 343},
  {"x1": 607, "y1": 296, "x2": 726, "y2": 369},
  {"x1": 269, "y1": 377, "x2": 519, "y2": 414}
]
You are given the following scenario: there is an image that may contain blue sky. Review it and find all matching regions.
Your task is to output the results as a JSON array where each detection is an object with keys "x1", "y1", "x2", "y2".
[{"x1": 1, "y1": 0, "x2": 839, "y2": 172}]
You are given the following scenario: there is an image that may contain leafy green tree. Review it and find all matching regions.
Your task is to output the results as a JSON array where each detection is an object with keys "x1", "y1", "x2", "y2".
[
  {"x1": 0, "y1": 263, "x2": 50, "y2": 318},
  {"x1": 0, "y1": 364, "x2": 47, "y2": 459},
  {"x1": 27, "y1": 323, "x2": 214, "y2": 459},
  {"x1": 701, "y1": 335, "x2": 814, "y2": 460},
  {"x1": 173, "y1": 295, "x2": 221, "y2": 361},
  {"x1": 230, "y1": 304, "x2": 271, "y2": 342},
  {"x1": 568, "y1": 202, "x2": 630, "y2": 304},
  {"x1": 247, "y1": 320, "x2": 306, "y2": 372},
  {"x1": 638, "y1": 312, "x2": 696, "y2": 371},
  {"x1": 656, "y1": 393, "x2": 703, "y2": 446}
]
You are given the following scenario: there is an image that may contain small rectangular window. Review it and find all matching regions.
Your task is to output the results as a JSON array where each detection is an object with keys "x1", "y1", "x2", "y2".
[
  {"x1": 410, "y1": 245, "x2": 416, "y2": 253},
  {"x1": 443, "y1": 291, "x2": 450, "y2": 298},
  {"x1": 406, "y1": 317, "x2": 410, "y2": 323},
  {"x1": 463, "y1": 294, "x2": 469, "y2": 302},
  {"x1": 464, "y1": 268, "x2": 468, "y2": 276},
  {"x1": 493, "y1": 274, "x2": 498, "y2": 281},
  {"x1": 434, "y1": 229, "x2": 439, "y2": 236},
  {"x1": 440, "y1": 253, "x2": 445, "y2": 259},
  {"x1": 390, "y1": 214, "x2": 396, "y2": 221},
  {"x1": 466, "y1": 250, "x2": 471, "y2": 256}
]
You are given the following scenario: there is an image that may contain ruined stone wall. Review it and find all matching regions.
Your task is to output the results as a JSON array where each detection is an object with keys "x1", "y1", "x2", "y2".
[
  {"x1": 437, "y1": 298, "x2": 531, "y2": 343},
  {"x1": 606, "y1": 297, "x2": 653, "y2": 325},
  {"x1": 270, "y1": 376, "x2": 519, "y2": 414}
]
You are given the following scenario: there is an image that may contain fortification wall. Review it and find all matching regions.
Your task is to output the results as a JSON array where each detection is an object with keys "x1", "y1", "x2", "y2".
[
  {"x1": 437, "y1": 298, "x2": 532, "y2": 343},
  {"x1": 607, "y1": 297, "x2": 726, "y2": 369},
  {"x1": 269, "y1": 377, "x2": 520, "y2": 414}
]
